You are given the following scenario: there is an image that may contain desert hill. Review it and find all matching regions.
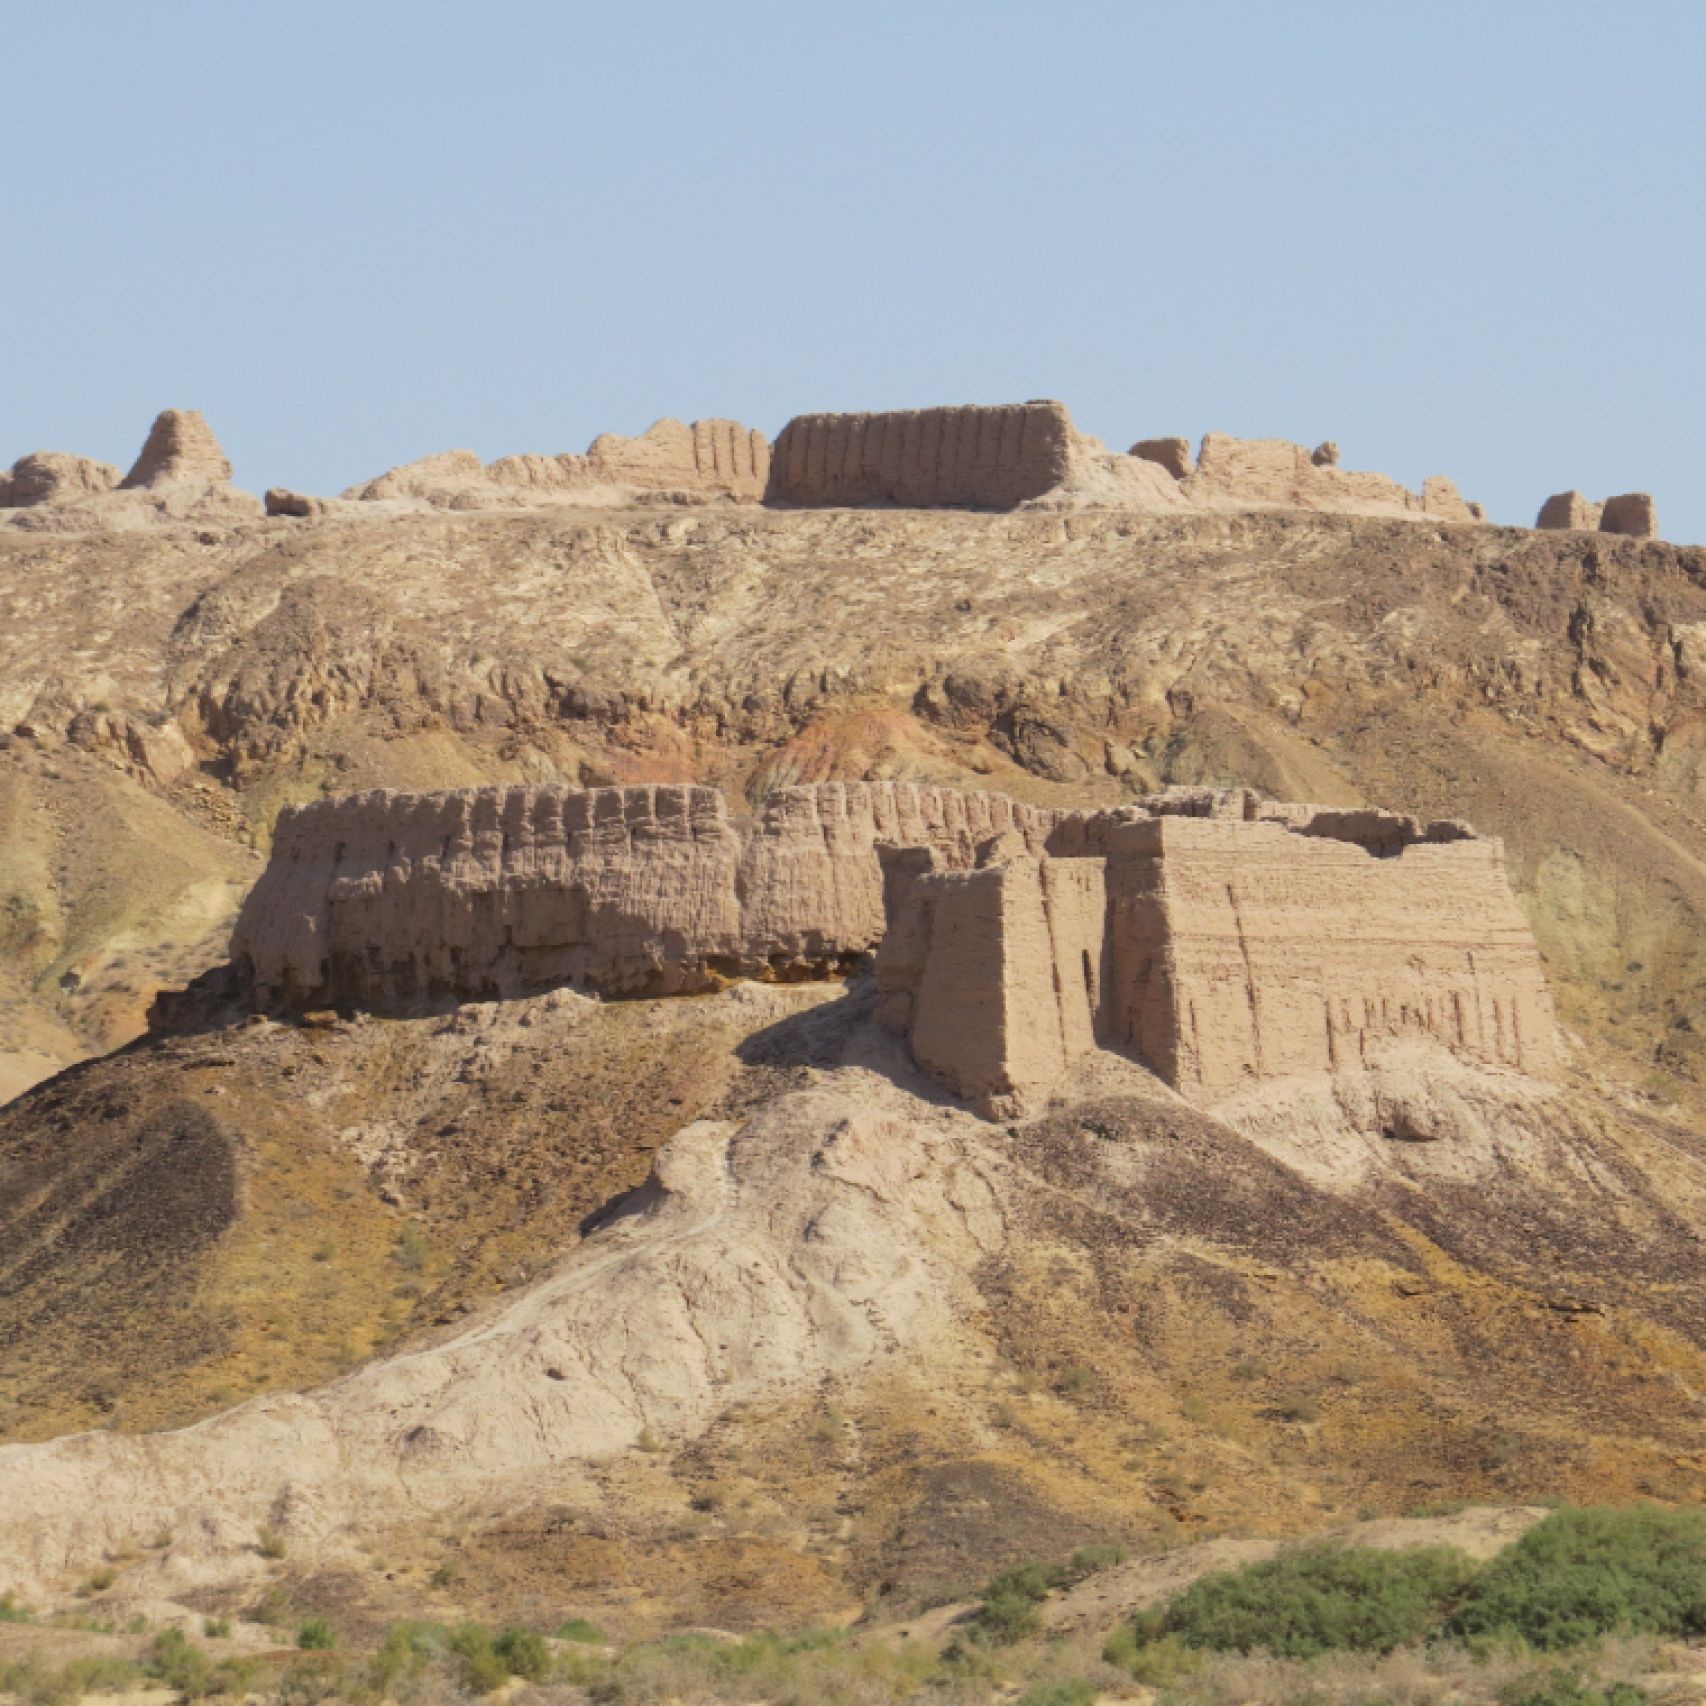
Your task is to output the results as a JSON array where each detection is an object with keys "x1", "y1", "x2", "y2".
[
  {"x1": 3, "y1": 404, "x2": 1706, "y2": 1651},
  {"x1": 3, "y1": 494, "x2": 1706, "y2": 1099},
  {"x1": 4, "y1": 980, "x2": 1706, "y2": 1639}
]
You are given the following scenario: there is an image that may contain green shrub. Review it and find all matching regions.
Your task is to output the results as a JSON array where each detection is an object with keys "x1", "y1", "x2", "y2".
[
  {"x1": 974, "y1": 1584, "x2": 1044, "y2": 1644},
  {"x1": 256, "y1": 1524, "x2": 288, "y2": 1560},
  {"x1": 296, "y1": 1616, "x2": 336, "y2": 1650},
  {"x1": 714, "y1": 1628, "x2": 842, "y2": 1676},
  {"x1": 1104, "y1": 1627, "x2": 1202, "y2": 1684},
  {"x1": 555, "y1": 1615, "x2": 604, "y2": 1643},
  {"x1": 56, "y1": 1656, "x2": 146, "y2": 1698},
  {"x1": 202, "y1": 1616, "x2": 230, "y2": 1639},
  {"x1": 448, "y1": 1622, "x2": 511, "y2": 1695},
  {"x1": 1455, "y1": 1506, "x2": 1706, "y2": 1649},
  {"x1": 492, "y1": 1625, "x2": 551, "y2": 1681},
  {"x1": 143, "y1": 1629, "x2": 216, "y2": 1699},
  {"x1": 1160, "y1": 1542, "x2": 1480, "y2": 1658},
  {"x1": 961, "y1": 1547, "x2": 1128, "y2": 1648},
  {"x1": 0, "y1": 1590, "x2": 29, "y2": 1623},
  {"x1": 965, "y1": 1562, "x2": 1062, "y2": 1645},
  {"x1": 368, "y1": 1620, "x2": 450, "y2": 1694},
  {"x1": 1498, "y1": 1667, "x2": 1650, "y2": 1706}
]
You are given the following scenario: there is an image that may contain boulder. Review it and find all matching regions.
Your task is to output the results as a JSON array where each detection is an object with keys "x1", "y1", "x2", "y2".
[
  {"x1": 265, "y1": 488, "x2": 352, "y2": 519},
  {"x1": 1311, "y1": 441, "x2": 1341, "y2": 467}
]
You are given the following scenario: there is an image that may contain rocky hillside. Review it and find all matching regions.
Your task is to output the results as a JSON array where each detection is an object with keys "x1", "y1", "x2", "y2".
[
  {"x1": 4, "y1": 982, "x2": 1706, "y2": 1637},
  {"x1": 6, "y1": 482, "x2": 1706, "y2": 1637},
  {"x1": 3, "y1": 503, "x2": 1706, "y2": 1100}
]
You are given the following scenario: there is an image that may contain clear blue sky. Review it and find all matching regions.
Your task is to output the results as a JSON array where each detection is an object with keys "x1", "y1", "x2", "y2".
[{"x1": 6, "y1": 2, "x2": 1703, "y2": 539}]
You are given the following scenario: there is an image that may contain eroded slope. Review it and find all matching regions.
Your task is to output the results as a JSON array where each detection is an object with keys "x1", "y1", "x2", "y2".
[{"x1": 2, "y1": 987, "x2": 1705, "y2": 1637}]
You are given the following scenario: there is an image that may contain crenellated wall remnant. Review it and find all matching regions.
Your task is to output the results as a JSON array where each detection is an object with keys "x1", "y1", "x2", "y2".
[
  {"x1": 767, "y1": 401, "x2": 1076, "y2": 509},
  {"x1": 232, "y1": 781, "x2": 1062, "y2": 1008},
  {"x1": 764, "y1": 400, "x2": 1184, "y2": 511},
  {"x1": 231, "y1": 780, "x2": 1558, "y2": 1115}
]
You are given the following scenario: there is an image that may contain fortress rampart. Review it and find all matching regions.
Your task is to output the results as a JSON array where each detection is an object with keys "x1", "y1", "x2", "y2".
[
  {"x1": 766, "y1": 402, "x2": 1078, "y2": 509},
  {"x1": 5, "y1": 401, "x2": 1663, "y2": 538},
  {"x1": 232, "y1": 781, "x2": 1061, "y2": 1008},
  {"x1": 231, "y1": 781, "x2": 1558, "y2": 1111},
  {"x1": 875, "y1": 800, "x2": 1555, "y2": 1110}
]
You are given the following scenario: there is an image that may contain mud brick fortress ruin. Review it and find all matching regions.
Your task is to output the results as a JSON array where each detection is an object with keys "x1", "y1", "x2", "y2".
[
  {"x1": 232, "y1": 781, "x2": 1558, "y2": 1116},
  {"x1": 1, "y1": 398, "x2": 1662, "y2": 537},
  {"x1": 6, "y1": 397, "x2": 1581, "y2": 1109}
]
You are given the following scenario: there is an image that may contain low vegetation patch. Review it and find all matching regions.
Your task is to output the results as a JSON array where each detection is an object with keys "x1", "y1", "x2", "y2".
[
  {"x1": 1157, "y1": 1542, "x2": 1479, "y2": 1658},
  {"x1": 1112, "y1": 1506, "x2": 1706, "y2": 1678},
  {"x1": 1499, "y1": 1668, "x2": 1651, "y2": 1706},
  {"x1": 960, "y1": 1543, "x2": 1129, "y2": 1647},
  {"x1": 1452, "y1": 1505, "x2": 1706, "y2": 1649}
]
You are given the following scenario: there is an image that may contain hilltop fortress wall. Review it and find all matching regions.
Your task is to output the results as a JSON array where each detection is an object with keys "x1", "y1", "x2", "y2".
[
  {"x1": 766, "y1": 402, "x2": 1079, "y2": 509},
  {"x1": 233, "y1": 781, "x2": 1062, "y2": 1008},
  {"x1": 875, "y1": 806, "x2": 1556, "y2": 1110},
  {"x1": 4, "y1": 401, "x2": 1660, "y2": 536},
  {"x1": 232, "y1": 781, "x2": 1558, "y2": 1111}
]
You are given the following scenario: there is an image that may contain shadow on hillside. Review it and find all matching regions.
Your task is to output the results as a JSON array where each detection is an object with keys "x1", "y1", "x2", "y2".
[{"x1": 721, "y1": 974, "x2": 970, "y2": 1119}]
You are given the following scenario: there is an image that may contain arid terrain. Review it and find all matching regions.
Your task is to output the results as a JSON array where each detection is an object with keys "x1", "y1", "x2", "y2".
[{"x1": 3, "y1": 410, "x2": 1706, "y2": 1702}]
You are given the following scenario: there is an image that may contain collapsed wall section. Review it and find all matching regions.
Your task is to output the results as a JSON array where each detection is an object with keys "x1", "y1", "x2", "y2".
[
  {"x1": 345, "y1": 418, "x2": 771, "y2": 508},
  {"x1": 1180, "y1": 434, "x2": 1478, "y2": 522}
]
